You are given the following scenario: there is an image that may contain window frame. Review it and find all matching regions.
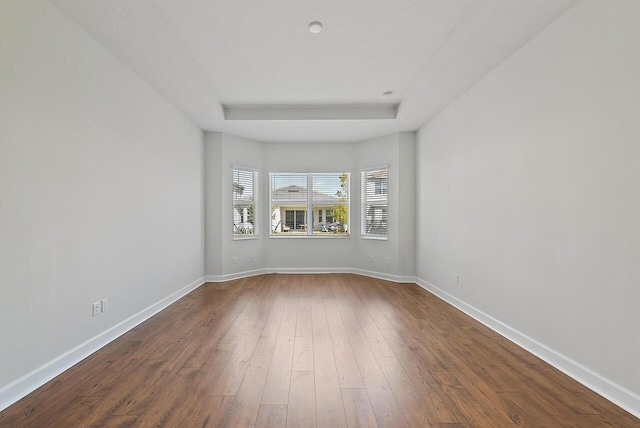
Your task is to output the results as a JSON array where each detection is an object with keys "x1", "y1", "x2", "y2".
[
  {"x1": 269, "y1": 172, "x2": 350, "y2": 238},
  {"x1": 361, "y1": 165, "x2": 388, "y2": 240},
  {"x1": 232, "y1": 166, "x2": 259, "y2": 240}
]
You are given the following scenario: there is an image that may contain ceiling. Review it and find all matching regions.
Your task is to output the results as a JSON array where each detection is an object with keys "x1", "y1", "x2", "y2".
[{"x1": 51, "y1": 0, "x2": 578, "y2": 143}]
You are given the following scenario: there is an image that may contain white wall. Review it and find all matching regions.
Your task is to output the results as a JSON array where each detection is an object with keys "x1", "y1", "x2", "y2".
[
  {"x1": 416, "y1": 0, "x2": 640, "y2": 410},
  {"x1": 0, "y1": 0, "x2": 204, "y2": 400},
  {"x1": 355, "y1": 133, "x2": 416, "y2": 279},
  {"x1": 205, "y1": 132, "x2": 264, "y2": 278},
  {"x1": 262, "y1": 142, "x2": 358, "y2": 270},
  {"x1": 204, "y1": 132, "x2": 224, "y2": 276},
  {"x1": 397, "y1": 132, "x2": 416, "y2": 277}
]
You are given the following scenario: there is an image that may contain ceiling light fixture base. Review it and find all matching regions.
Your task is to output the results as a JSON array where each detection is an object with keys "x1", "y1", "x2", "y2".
[{"x1": 308, "y1": 21, "x2": 323, "y2": 33}]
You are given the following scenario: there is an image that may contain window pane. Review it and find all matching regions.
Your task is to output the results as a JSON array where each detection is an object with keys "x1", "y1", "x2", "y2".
[
  {"x1": 233, "y1": 168, "x2": 257, "y2": 237},
  {"x1": 361, "y1": 167, "x2": 388, "y2": 237},
  {"x1": 271, "y1": 173, "x2": 308, "y2": 203},
  {"x1": 312, "y1": 173, "x2": 346, "y2": 202}
]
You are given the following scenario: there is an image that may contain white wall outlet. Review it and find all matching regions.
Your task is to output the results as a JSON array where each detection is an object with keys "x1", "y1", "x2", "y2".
[
  {"x1": 369, "y1": 256, "x2": 374, "y2": 263},
  {"x1": 455, "y1": 274, "x2": 460, "y2": 284},
  {"x1": 92, "y1": 302, "x2": 101, "y2": 317},
  {"x1": 101, "y1": 298, "x2": 109, "y2": 312},
  {"x1": 250, "y1": 256, "x2": 255, "y2": 263},
  {"x1": 233, "y1": 257, "x2": 238, "y2": 264},
  {"x1": 385, "y1": 257, "x2": 390, "y2": 265}
]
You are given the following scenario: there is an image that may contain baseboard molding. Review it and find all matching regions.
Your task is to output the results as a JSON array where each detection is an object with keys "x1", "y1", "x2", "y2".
[
  {"x1": 350, "y1": 268, "x2": 416, "y2": 283},
  {"x1": 205, "y1": 267, "x2": 415, "y2": 284},
  {"x1": 265, "y1": 267, "x2": 353, "y2": 275},
  {"x1": 414, "y1": 277, "x2": 640, "y2": 419},
  {"x1": 0, "y1": 276, "x2": 206, "y2": 413},
  {"x1": 205, "y1": 269, "x2": 268, "y2": 282}
]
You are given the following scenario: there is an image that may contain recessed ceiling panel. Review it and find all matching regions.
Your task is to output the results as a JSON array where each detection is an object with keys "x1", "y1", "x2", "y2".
[{"x1": 224, "y1": 104, "x2": 399, "y2": 120}]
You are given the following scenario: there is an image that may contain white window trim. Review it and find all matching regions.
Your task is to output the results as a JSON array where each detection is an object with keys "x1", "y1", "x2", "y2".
[
  {"x1": 232, "y1": 165, "x2": 259, "y2": 241},
  {"x1": 269, "y1": 172, "x2": 350, "y2": 238},
  {"x1": 361, "y1": 165, "x2": 388, "y2": 240}
]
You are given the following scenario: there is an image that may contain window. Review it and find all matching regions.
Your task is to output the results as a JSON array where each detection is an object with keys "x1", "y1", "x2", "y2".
[
  {"x1": 270, "y1": 172, "x2": 349, "y2": 237},
  {"x1": 233, "y1": 167, "x2": 258, "y2": 238},
  {"x1": 361, "y1": 166, "x2": 388, "y2": 238}
]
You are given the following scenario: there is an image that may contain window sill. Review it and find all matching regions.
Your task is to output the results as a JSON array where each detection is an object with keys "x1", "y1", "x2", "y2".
[
  {"x1": 361, "y1": 235, "x2": 387, "y2": 241},
  {"x1": 233, "y1": 235, "x2": 260, "y2": 241},
  {"x1": 269, "y1": 234, "x2": 350, "y2": 239}
]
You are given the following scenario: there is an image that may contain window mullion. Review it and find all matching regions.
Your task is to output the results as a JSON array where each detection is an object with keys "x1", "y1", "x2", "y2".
[{"x1": 307, "y1": 173, "x2": 312, "y2": 236}]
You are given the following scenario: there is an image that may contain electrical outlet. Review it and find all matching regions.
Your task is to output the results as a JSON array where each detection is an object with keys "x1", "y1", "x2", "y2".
[
  {"x1": 455, "y1": 274, "x2": 460, "y2": 285},
  {"x1": 369, "y1": 256, "x2": 374, "y2": 263},
  {"x1": 101, "y1": 298, "x2": 109, "y2": 312},
  {"x1": 385, "y1": 257, "x2": 390, "y2": 265},
  {"x1": 233, "y1": 257, "x2": 238, "y2": 264},
  {"x1": 250, "y1": 256, "x2": 255, "y2": 263},
  {"x1": 92, "y1": 302, "x2": 101, "y2": 317}
]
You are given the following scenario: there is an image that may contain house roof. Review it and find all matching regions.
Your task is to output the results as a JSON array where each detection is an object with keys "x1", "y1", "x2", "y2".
[{"x1": 272, "y1": 185, "x2": 339, "y2": 203}]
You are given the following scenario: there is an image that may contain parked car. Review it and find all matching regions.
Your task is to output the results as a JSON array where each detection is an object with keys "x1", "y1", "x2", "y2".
[{"x1": 320, "y1": 222, "x2": 340, "y2": 232}]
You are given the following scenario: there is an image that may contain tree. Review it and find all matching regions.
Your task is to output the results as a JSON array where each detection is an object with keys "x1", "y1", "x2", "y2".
[
  {"x1": 332, "y1": 173, "x2": 348, "y2": 232},
  {"x1": 247, "y1": 197, "x2": 254, "y2": 224}
]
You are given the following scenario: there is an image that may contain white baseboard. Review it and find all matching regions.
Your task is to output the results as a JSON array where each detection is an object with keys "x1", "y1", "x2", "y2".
[
  {"x1": 205, "y1": 267, "x2": 415, "y2": 284},
  {"x1": 205, "y1": 268, "x2": 268, "y2": 282},
  {"x1": 0, "y1": 276, "x2": 206, "y2": 412},
  {"x1": 350, "y1": 268, "x2": 416, "y2": 283},
  {"x1": 264, "y1": 267, "x2": 353, "y2": 275},
  {"x1": 414, "y1": 277, "x2": 640, "y2": 419}
]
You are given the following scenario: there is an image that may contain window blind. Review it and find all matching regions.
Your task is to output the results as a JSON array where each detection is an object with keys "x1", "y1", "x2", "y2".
[
  {"x1": 233, "y1": 167, "x2": 257, "y2": 237},
  {"x1": 361, "y1": 167, "x2": 388, "y2": 238}
]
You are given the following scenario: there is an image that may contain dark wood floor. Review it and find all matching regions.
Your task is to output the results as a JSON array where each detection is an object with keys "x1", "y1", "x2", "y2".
[{"x1": 1, "y1": 274, "x2": 638, "y2": 427}]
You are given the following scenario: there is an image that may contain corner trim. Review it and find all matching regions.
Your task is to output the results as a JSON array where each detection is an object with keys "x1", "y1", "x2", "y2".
[
  {"x1": 0, "y1": 276, "x2": 206, "y2": 412},
  {"x1": 414, "y1": 277, "x2": 640, "y2": 419}
]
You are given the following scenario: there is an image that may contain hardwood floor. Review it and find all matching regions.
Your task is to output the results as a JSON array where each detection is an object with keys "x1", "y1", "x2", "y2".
[{"x1": 1, "y1": 274, "x2": 638, "y2": 427}]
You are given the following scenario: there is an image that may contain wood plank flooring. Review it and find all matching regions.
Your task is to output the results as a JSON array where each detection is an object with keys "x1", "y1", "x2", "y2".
[{"x1": 1, "y1": 274, "x2": 638, "y2": 427}]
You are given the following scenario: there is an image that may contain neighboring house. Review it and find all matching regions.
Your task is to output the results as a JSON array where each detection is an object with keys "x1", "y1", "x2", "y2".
[
  {"x1": 363, "y1": 168, "x2": 388, "y2": 235},
  {"x1": 271, "y1": 185, "x2": 339, "y2": 233}
]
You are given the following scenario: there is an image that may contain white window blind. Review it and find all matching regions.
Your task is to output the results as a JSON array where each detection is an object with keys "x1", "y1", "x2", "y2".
[
  {"x1": 270, "y1": 172, "x2": 349, "y2": 236},
  {"x1": 233, "y1": 167, "x2": 258, "y2": 237},
  {"x1": 361, "y1": 167, "x2": 388, "y2": 238}
]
